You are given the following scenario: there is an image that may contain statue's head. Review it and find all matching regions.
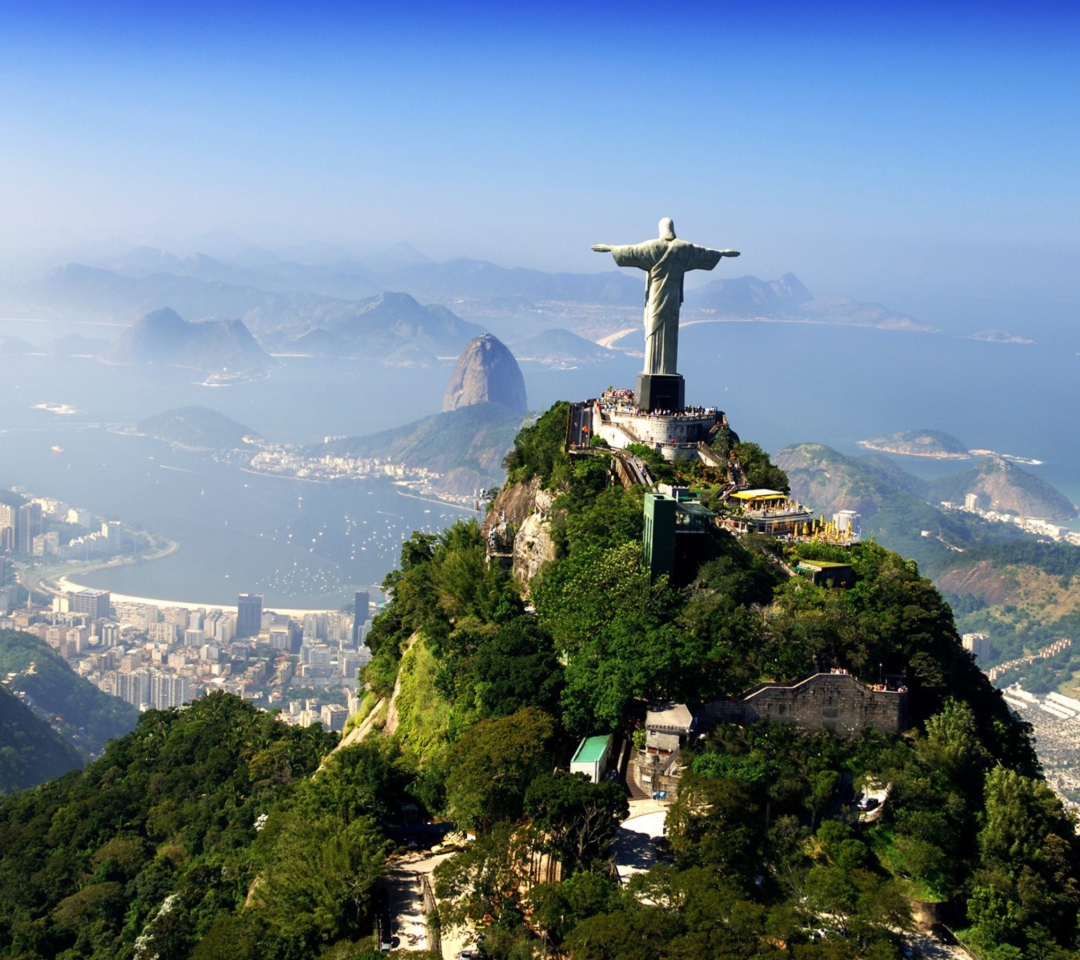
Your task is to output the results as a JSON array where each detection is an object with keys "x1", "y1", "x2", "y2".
[{"x1": 659, "y1": 218, "x2": 676, "y2": 241}]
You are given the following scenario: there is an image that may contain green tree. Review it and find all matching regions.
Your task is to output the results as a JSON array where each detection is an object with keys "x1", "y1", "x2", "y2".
[
  {"x1": 665, "y1": 773, "x2": 765, "y2": 885},
  {"x1": 732, "y1": 442, "x2": 789, "y2": 492},
  {"x1": 503, "y1": 401, "x2": 572, "y2": 488},
  {"x1": 434, "y1": 824, "x2": 532, "y2": 939},
  {"x1": 445, "y1": 707, "x2": 555, "y2": 831},
  {"x1": 968, "y1": 765, "x2": 1080, "y2": 951},
  {"x1": 528, "y1": 871, "x2": 620, "y2": 952},
  {"x1": 525, "y1": 772, "x2": 629, "y2": 873},
  {"x1": 255, "y1": 813, "x2": 389, "y2": 952},
  {"x1": 472, "y1": 618, "x2": 564, "y2": 720}
]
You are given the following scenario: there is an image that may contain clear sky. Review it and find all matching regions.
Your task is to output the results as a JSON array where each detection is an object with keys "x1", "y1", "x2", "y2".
[{"x1": 2, "y1": 0, "x2": 1078, "y2": 322}]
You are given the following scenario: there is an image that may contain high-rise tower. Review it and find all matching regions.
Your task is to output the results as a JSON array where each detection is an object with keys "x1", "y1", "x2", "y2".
[{"x1": 236, "y1": 593, "x2": 264, "y2": 639}]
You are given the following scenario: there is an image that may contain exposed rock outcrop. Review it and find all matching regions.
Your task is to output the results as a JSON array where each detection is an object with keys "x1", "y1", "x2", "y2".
[
  {"x1": 482, "y1": 477, "x2": 542, "y2": 538},
  {"x1": 512, "y1": 513, "x2": 557, "y2": 590},
  {"x1": 483, "y1": 478, "x2": 558, "y2": 593},
  {"x1": 443, "y1": 334, "x2": 527, "y2": 414}
]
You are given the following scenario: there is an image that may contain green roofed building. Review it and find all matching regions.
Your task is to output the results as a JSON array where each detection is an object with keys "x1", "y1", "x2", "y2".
[
  {"x1": 795, "y1": 559, "x2": 855, "y2": 588},
  {"x1": 570, "y1": 734, "x2": 613, "y2": 783}
]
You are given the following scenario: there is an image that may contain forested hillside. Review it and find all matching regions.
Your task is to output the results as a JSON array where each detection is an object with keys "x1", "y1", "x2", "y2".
[
  {"x1": 0, "y1": 403, "x2": 1076, "y2": 960},
  {"x1": 0, "y1": 630, "x2": 139, "y2": 757},
  {"x1": 0, "y1": 683, "x2": 83, "y2": 792}
]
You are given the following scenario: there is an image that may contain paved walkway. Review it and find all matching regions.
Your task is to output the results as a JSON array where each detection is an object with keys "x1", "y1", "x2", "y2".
[
  {"x1": 384, "y1": 850, "x2": 454, "y2": 953},
  {"x1": 613, "y1": 800, "x2": 669, "y2": 883}
]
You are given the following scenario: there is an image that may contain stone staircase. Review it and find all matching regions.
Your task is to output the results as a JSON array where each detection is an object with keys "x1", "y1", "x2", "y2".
[{"x1": 623, "y1": 755, "x2": 651, "y2": 800}]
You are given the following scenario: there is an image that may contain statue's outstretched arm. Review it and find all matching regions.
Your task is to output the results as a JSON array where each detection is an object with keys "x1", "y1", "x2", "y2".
[{"x1": 591, "y1": 244, "x2": 612, "y2": 252}]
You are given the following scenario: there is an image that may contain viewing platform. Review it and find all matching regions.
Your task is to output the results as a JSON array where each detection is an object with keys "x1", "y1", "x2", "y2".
[
  {"x1": 585, "y1": 389, "x2": 729, "y2": 462},
  {"x1": 718, "y1": 489, "x2": 815, "y2": 537}
]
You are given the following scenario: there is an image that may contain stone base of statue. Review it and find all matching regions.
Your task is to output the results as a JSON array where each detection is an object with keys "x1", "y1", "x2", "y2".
[{"x1": 636, "y1": 373, "x2": 685, "y2": 413}]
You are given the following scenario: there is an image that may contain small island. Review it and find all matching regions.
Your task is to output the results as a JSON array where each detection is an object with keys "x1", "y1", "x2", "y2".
[
  {"x1": 859, "y1": 428, "x2": 971, "y2": 459},
  {"x1": 970, "y1": 329, "x2": 1035, "y2": 344}
]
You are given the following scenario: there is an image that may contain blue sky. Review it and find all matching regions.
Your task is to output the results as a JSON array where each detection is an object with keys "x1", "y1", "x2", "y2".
[{"x1": 1, "y1": 1, "x2": 1078, "y2": 323}]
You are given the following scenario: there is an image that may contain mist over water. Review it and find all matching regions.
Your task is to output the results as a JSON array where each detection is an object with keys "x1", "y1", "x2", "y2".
[{"x1": 2, "y1": 316, "x2": 1078, "y2": 609}]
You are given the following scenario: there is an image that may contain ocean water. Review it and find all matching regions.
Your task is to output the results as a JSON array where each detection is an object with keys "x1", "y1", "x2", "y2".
[
  {"x1": 528, "y1": 321, "x2": 1080, "y2": 508},
  {"x1": 1, "y1": 315, "x2": 1078, "y2": 609}
]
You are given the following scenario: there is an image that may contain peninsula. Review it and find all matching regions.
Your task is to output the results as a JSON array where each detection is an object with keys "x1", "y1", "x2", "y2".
[{"x1": 859, "y1": 428, "x2": 971, "y2": 459}]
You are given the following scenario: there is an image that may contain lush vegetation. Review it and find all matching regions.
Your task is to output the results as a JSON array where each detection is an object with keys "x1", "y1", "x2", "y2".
[
  {"x1": 0, "y1": 629, "x2": 139, "y2": 757},
  {"x1": 0, "y1": 693, "x2": 340, "y2": 960},
  {"x1": 318, "y1": 401, "x2": 524, "y2": 495},
  {"x1": 0, "y1": 683, "x2": 83, "y2": 792},
  {"x1": 504, "y1": 401, "x2": 573, "y2": 488},
  {"x1": 937, "y1": 541, "x2": 1080, "y2": 669},
  {"x1": 0, "y1": 401, "x2": 1077, "y2": 960}
]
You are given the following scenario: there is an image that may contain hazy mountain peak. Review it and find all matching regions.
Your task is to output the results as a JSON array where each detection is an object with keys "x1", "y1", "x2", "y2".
[
  {"x1": 771, "y1": 272, "x2": 813, "y2": 302},
  {"x1": 108, "y1": 308, "x2": 272, "y2": 372},
  {"x1": 443, "y1": 334, "x2": 527, "y2": 414},
  {"x1": 357, "y1": 241, "x2": 431, "y2": 272}
]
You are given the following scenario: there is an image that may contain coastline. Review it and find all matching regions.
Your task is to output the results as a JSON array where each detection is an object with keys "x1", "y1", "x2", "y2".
[
  {"x1": 25, "y1": 535, "x2": 180, "y2": 599},
  {"x1": 52, "y1": 575, "x2": 345, "y2": 617},
  {"x1": 857, "y1": 440, "x2": 970, "y2": 459},
  {"x1": 241, "y1": 464, "x2": 483, "y2": 510},
  {"x1": 859, "y1": 441, "x2": 1045, "y2": 466},
  {"x1": 393, "y1": 487, "x2": 480, "y2": 513}
]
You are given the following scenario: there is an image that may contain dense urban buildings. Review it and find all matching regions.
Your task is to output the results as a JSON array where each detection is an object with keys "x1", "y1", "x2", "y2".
[{"x1": 1, "y1": 587, "x2": 371, "y2": 732}]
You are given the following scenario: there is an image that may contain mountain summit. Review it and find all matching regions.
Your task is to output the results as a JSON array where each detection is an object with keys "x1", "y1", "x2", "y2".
[
  {"x1": 107, "y1": 308, "x2": 272, "y2": 372},
  {"x1": 443, "y1": 334, "x2": 528, "y2": 414}
]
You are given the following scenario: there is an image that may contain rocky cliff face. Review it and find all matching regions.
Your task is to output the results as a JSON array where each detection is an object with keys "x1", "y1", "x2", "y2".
[
  {"x1": 442, "y1": 335, "x2": 527, "y2": 414},
  {"x1": 484, "y1": 478, "x2": 557, "y2": 594},
  {"x1": 512, "y1": 506, "x2": 557, "y2": 591}
]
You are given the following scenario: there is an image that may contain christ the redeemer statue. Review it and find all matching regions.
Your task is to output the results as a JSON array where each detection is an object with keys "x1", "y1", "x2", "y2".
[{"x1": 593, "y1": 218, "x2": 739, "y2": 379}]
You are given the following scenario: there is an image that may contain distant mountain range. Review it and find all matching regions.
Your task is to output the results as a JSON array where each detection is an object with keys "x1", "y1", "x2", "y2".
[
  {"x1": 776, "y1": 442, "x2": 1076, "y2": 570},
  {"x1": 509, "y1": 328, "x2": 617, "y2": 364},
  {"x1": 303, "y1": 337, "x2": 529, "y2": 496},
  {"x1": 282, "y1": 292, "x2": 484, "y2": 363},
  {"x1": 0, "y1": 244, "x2": 936, "y2": 354},
  {"x1": 933, "y1": 458, "x2": 1077, "y2": 520},
  {"x1": 776, "y1": 444, "x2": 1080, "y2": 679},
  {"x1": 683, "y1": 272, "x2": 930, "y2": 331},
  {"x1": 108, "y1": 308, "x2": 273, "y2": 373},
  {"x1": 311, "y1": 402, "x2": 524, "y2": 497}
]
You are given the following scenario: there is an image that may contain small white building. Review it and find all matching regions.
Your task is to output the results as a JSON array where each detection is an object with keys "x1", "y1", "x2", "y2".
[{"x1": 570, "y1": 734, "x2": 613, "y2": 783}]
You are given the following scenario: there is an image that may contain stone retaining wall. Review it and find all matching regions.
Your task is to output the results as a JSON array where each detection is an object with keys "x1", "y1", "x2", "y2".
[{"x1": 699, "y1": 672, "x2": 906, "y2": 736}]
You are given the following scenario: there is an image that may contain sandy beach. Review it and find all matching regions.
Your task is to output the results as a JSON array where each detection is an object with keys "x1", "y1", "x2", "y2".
[{"x1": 53, "y1": 575, "x2": 341, "y2": 617}]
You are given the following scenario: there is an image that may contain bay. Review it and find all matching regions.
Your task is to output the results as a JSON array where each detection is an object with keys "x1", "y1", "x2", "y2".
[{"x1": 0, "y1": 315, "x2": 1078, "y2": 611}]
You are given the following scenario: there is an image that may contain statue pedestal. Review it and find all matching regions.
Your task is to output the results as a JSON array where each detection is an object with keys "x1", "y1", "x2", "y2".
[{"x1": 636, "y1": 373, "x2": 684, "y2": 413}]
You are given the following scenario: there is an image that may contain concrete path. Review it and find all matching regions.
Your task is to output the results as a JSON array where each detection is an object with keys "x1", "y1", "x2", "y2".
[
  {"x1": 613, "y1": 800, "x2": 669, "y2": 883},
  {"x1": 384, "y1": 850, "x2": 454, "y2": 953}
]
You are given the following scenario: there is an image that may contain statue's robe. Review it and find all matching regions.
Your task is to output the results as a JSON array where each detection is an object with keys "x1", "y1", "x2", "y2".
[{"x1": 609, "y1": 238, "x2": 724, "y2": 376}]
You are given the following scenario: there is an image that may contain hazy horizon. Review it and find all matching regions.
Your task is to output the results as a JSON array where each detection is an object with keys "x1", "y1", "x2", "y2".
[{"x1": 2, "y1": 1, "x2": 1079, "y2": 332}]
